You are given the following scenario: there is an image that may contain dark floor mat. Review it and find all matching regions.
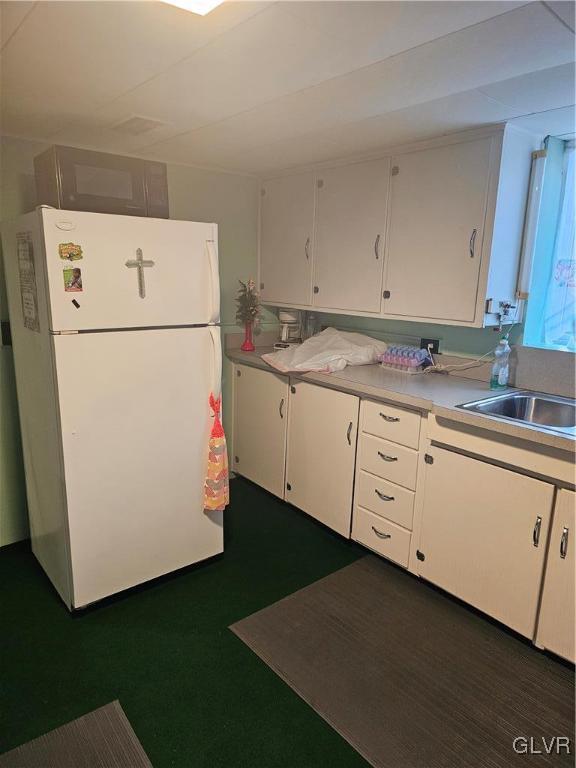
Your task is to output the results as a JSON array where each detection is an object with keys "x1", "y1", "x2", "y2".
[
  {"x1": 231, "y1": 555, "x2": 574, "y2": 768},
  {"x1": 0, "y1": 701, "x2": 152, "y2": 768}
]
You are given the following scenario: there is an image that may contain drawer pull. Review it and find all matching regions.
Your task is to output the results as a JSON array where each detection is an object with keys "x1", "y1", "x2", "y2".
[
  {"x1": 560, "y1": 526, "x2": 569, "y2": 559},
  {"x1": 375, "y1": 489, "x2": 394, "y2": 502},
  {"x1": 378, "y1": 451, "x2": 398, "y2": 462},
  {"x1": 532, "y1": 516, "x2": 542, "y2": 548},
  {"x1": 379, "y1": 412, "x2": 400, "y2": 422},
  {"x1": 372, "y1": 526, "x2": 391, "y2": 540}
]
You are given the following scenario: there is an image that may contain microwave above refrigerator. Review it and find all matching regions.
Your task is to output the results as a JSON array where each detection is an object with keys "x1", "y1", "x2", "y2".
[{"x1": 34, "y1": 145, "x2": 169, "y2": 218}]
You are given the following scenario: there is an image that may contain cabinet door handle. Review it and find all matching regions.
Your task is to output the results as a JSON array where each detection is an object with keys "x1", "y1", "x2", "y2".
[
  {"x1": 560, "y1": 526, "x2": 569, "y2": 559},
  {"x1": 346, "y1": 421, "x2": 353, "y2": 445},
  {"x1": 279, "y1": 398, "x2": 285, "y2": 419},
  {"x1": 469, "y1": 228, "x2": 477, "y2": 258},
  {"x1": 305, "y1": 237, "x2": 310, "y2": 260},
  {"x1": 532, "y1": 516, "x2": 542, "y2": 547},
  {"x1": 378, "y1": 451, "x2": 398, "y2": 462},
  {"x1": 374, "y1": 234, "x2": 380, "y2": 260},
  {"x1": 375, "y1": 489, "x2": 394, "y2": 502},
  {"x1": 372, "y1": 526, "x2": 391, "y2": 540},
  {"x1": 379, "y1": 412, "x2": 400, "y2": 422}
]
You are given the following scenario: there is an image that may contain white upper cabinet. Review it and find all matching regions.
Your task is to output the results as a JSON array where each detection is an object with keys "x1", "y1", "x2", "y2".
[
  {"x1": 383, "y1": 137, "x2": 492, "y2": 323},
  {"x1": 259, "y1": 172, "x2": 315, "y2": 306},
  {"x1": 313, "y1": 158, "x2": 390, "y2": 313},
  {"x1": 258, "y1": 125, "x2": 538, "y2": 326}
]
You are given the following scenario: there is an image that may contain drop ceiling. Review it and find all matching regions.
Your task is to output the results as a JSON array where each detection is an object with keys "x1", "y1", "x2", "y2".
[{"x1": 1, "y1": 1, "x2": 574, "y2": 175}]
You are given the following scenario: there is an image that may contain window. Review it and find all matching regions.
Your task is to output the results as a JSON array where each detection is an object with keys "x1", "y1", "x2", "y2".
[{"x1": 523, "y1": 138, "x2": 575, "y2": 352}]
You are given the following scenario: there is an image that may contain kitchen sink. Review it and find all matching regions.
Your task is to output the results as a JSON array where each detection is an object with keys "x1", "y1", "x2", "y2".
[{"x1": 457, "y1": 391, "x2": 576, "y2": 438}]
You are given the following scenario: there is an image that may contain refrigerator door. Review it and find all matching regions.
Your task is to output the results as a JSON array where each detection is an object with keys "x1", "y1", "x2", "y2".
[
  {"x1": 39, "y1": 208, "x2": 219, "y2": 331},
  {"x1": 53, "y1": 325, "x2": 224, "y2": 607}
]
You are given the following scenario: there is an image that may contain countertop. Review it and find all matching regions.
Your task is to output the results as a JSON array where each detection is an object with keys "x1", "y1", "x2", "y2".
[{"x1": 227, "y1": 347, "x2": 575, "y2": 454}]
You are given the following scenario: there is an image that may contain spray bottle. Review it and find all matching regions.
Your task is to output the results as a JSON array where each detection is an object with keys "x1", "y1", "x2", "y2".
[{"x1": 490, "y1": 335, "x2": 511, "y2": 390}]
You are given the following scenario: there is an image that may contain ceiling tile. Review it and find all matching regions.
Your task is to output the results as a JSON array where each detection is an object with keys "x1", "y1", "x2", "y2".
[
  {"x1": 1, "y1": 1, "x2": 269, "y2": 138},
  {"x1": 510, "y1": 104, "x2": 576, "y2": 135},
  {"x1": 2, "y1": 0, "x2": 575, "y2": 175},
  {"x1": 140, "y1": 1, "x2": 575, "y2": 167},
  {"x1": 0, "y1": 1, "x2": 35, "y2": 49},
  {"x1": 280, "y1": 1, "x2": 529, "y2": 65},
  {"x1": 88, "y1": 4, "x2": 356, "y2": 132},
  {"x1": 544, "y1": 0, "x2": 575, "y2": 31},
  {"x1": 478, "y1": 62, "x2": 575, "y2": 111}
]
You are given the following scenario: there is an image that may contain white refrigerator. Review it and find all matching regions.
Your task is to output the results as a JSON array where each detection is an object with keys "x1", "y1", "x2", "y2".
[{"x1": 2, "y1": 207, "x2": 224, "y2": 609}]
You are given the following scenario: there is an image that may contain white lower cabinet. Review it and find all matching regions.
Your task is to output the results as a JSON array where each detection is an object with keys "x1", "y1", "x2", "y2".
[
  {"x1": 352, "y1": 507, "x2": 411, "y2": 568},
  {"x1": 286, "y1": 382, "x2": 359, "y2": 537},
  {"x1": 417, "y1": 446, "x2": 555, "y2": 639},
  {"x1": 352, "y1": 399, "x2": 423, "y2": 569},
  {"x1": 536, "y1": 489, "x2": 575, "y2": 663},
  {"x1": 233, "y1": 364, "x2": 288, "y2": 499},
  {"x1": 232, "y1": 370, "x2": 573, "y2": 660}
]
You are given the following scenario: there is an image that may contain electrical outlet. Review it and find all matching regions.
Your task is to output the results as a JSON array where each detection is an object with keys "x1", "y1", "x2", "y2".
[{"x1": 420, "y1": 338, "x2": 440, "y2": 354}]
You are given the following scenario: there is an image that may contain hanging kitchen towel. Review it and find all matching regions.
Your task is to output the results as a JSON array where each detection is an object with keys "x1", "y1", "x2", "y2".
[{"x1": 204, "y1": 394, "x2": 229, "y2": 512}]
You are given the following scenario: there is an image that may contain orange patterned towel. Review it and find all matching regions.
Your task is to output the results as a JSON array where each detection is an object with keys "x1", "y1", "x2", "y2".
[{"x1": 204, "y1": 394, "x2": 229, "y2": 512}]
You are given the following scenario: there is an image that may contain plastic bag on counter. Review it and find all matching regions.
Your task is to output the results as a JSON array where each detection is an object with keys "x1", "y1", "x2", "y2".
[{"x1": 262, "y1": 327, "x2": 388, "y2": 374}]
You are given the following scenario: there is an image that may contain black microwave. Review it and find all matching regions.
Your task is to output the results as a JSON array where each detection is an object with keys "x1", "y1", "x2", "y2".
[{"x1": 34, "y1": 145, "x2": 169, "y2": 218}]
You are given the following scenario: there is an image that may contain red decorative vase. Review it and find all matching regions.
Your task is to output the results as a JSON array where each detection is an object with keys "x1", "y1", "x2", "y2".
[{"x1": 241, "y1": 321, "x2": 255, "y2": 352}]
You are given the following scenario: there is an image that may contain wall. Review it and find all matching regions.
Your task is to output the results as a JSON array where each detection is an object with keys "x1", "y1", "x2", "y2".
[
  {"x1": 0, "y1": 134, "x2": 272, "y2": 545},
  {"x1": 316, "y1": 312, "x2": 523, "y2": 358},
  {"x1": 0, "y1": 136, "x2": 45, "y2": 546}
]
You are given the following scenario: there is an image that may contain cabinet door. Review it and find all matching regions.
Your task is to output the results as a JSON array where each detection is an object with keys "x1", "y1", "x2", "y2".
[
  {"x1": 314, "y1": 158, "x2": 389, "y2": 312},
  {"x1": 418, "y1": 447, "x2": 554, "y2": 638},
  {"x1": 383, "y1": 137, "x2": 492, "y2": 323},
  {"x1": 286, "y1": 382, "x2": 359, "y2": 537},
  {"x1": 233, "y1": 365, "x2": 288, "y2": 499},
  {"x1": 259, "y1": 173, "x2": 314, "y2": 306},
  {"x1": 536, "y1": 489, "x2": 575, "y2": 662}
]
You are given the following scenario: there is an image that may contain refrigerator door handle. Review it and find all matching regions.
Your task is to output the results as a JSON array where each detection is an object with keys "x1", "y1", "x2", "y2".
[
  {"x1": 206, "y1": 240, "x2": 220, "y2": 324},
  {"x1": 209, "y1": 326, "x2": 222, "y2": 398}
]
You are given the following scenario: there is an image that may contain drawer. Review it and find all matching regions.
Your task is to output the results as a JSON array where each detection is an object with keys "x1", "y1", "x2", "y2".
[
  {"x1": 357, "y1": 433, "x2": 418, "y2": 491},
  {"x1": 352, "y1": 506, "x2": 411, "y2": 568},
  {"x1": 361, "y1": 399, "x2": 421, "y2": 449},
  {"x1": 354, "y1": 470, "x2": 415, "y2": 530}
]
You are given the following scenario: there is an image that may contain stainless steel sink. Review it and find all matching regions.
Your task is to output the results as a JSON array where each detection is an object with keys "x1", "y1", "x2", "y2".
[{"x1": 457, "y1": 391, "x2": 576, "y2": 438}]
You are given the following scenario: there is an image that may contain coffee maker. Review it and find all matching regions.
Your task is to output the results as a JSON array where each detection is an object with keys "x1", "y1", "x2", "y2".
[{"x1": 276, "y1": 310, "x2": 302, "y2": 349}]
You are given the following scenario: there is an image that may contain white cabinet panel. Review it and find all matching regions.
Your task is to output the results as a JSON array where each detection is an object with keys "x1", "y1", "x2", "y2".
[
  {"x1": 352, "y1": 506, "x2": 411, "y2": 568},
  {"x1": 355, "y1": 470, "x2": 415, "y2": 530},
  {"x1": 383, "y1": 137, "x2": 493, "y2": 322},
  {"x1": 259, "y1": 172, "x2": 314, "y2": 306},
  {"x1": 361, "y1": 398, "x2": 421, "y2": 449},
  {"x1": 314, "y1": 158, "x2": 389, "y2": 312},
  {"x1": 357, "y1": 434, "x2": 418, "y2": 491},
  {"x1": 233, "y1": 364, "x2": 288, "y2": 499},
  {"x1": 536, "y1": 489, "x2": 575, "y2": 663},
  {"x1": 418, "y1": 446, "x2": 554, "y2": 638},
  {"x1": 286, "y1": 382, "x2": 359, "y2": 536}
]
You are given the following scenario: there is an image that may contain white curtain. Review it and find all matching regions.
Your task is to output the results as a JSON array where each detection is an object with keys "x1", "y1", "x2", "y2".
[{"x1": 544, "y1": 144, "x2": 575, "y2": 351}]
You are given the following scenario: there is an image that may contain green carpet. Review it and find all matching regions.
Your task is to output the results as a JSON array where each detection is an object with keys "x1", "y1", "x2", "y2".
[{"x1": 0, "y1": 478, "x2": 367, "y2": 768}]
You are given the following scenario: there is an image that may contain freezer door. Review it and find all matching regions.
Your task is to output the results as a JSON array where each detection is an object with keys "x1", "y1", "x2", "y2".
[
  {"x1": 40, "y1": 208, "x2": 219, "y2": 331},
  {"x1": 53, "y1": 326, "x2": 223, "y2": 607}
]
